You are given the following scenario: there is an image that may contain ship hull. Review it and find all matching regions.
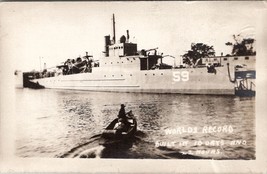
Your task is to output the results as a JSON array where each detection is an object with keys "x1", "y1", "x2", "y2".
[{"x1": 32, "y1": 66, "x2": 235, "y2": 95}]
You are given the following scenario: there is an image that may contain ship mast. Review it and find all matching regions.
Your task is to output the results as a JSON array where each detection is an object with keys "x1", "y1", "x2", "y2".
[{"x1": 112, "y1": 14, "x2": 116, "y2": 44}]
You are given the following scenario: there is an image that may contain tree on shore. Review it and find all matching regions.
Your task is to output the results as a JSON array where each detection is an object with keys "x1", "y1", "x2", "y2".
[
  {"x1": 226, "y1": 35, "x2": 256, "y2": 56},
  {"x1": 182, "y1": 43, "x2": 215, "y2": 66}
]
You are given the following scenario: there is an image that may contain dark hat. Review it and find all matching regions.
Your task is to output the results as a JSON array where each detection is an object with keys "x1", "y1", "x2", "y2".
[{"x1": 121, "y1": 104, "x2": 125, "y2": 108}]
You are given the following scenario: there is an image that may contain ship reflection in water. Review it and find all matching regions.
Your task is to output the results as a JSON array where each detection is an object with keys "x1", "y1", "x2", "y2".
[{"x1": 15, "y1": 89, "x2": 255, "y2": 159}]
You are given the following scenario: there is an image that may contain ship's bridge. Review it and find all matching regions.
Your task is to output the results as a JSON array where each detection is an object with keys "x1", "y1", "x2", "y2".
[{"x1": 108, "y1": 42, "x2": 137, "y2": 57}]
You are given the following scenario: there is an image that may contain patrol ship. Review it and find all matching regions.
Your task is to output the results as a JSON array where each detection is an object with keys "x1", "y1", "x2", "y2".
[{"x1": 27, "y1": 14, "x2": 255, "y2": 95}]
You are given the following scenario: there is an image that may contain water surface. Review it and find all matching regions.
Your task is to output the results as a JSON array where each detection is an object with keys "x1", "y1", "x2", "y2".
[{"x1": 15, "y1": 89, "x2": 255, "y2": 159}]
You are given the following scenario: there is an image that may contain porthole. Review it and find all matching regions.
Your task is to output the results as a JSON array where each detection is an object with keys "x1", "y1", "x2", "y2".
[
  {"x1": 245, "y1": 57, "x2": 249, "y2": 60},
  {"x1": 223, "y1": 58, "x2": 227, "y2": 61},
  {"x1": 234, "y1": 57, "x2": 238, "y2": 60}
]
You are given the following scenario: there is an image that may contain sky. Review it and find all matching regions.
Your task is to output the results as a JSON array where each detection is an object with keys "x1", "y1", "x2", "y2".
[{"x1": 1, "y1": 1, "x2": 262, "y2": 71}]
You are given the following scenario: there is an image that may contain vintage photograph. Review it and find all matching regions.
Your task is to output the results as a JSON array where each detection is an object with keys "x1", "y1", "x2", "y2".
[{"x1": 9, "y1": 1, "x2": 258, "y2": 160}]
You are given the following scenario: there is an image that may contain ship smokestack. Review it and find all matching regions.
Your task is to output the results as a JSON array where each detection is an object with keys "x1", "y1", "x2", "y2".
[
  {"x1": 112, "y1": 14, "x2": 116, "y2": 44},
  {"x1": 126, "y1": 30, "x2": 129, "y2": 43},
  {"x1": 104, "y1": 35, "x2": 111, "y2": 57}
]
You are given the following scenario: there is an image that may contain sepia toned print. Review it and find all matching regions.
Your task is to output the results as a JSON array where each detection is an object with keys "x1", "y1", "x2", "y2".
[{"x1": 10, "y1": 2, "x2": 257, "y2": 160}]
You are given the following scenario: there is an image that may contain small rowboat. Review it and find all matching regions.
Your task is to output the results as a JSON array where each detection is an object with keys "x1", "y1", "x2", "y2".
[{"x1": 100, "y1": 117, "x2": 137, "y2": 146}]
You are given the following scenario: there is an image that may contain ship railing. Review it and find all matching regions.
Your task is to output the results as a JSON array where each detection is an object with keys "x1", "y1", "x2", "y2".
[
  {"x1": 250, "y1": 81, "x2": 256, "y2": 91},
  {"x1": 235, "y1": 78, "x2": 255, "y2": 91}
]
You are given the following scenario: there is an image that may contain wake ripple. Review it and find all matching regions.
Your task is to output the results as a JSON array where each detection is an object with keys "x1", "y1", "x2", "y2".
[{"x1": 57, "y1": 131, "x2": 205, "y2": 159}]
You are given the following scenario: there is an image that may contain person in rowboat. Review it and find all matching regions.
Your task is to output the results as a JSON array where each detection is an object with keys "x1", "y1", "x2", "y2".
[{"x1": 116, "y1": 104, "x2": 132, "y2": 132}]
